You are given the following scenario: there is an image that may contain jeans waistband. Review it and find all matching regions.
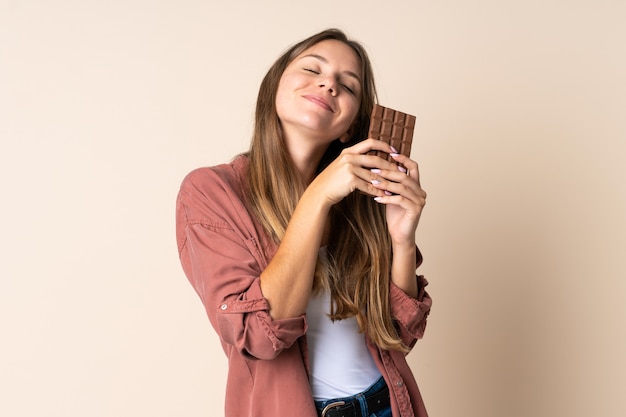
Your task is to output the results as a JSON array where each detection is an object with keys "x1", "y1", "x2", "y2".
[{"x1": 314, "y1": 376, "x2": 390, "y2": 417}]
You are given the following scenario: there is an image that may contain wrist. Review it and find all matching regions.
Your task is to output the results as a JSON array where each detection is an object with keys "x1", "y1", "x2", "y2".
[
  {"x1": 390, "y1": 243, "x2": 418, "y2": 298},
  {"x1": 301, "y1": 178, "x2": 334, "y2": 212},
  {"x1": 391, "y1": 240, "x2": 416, "y2": 254}
]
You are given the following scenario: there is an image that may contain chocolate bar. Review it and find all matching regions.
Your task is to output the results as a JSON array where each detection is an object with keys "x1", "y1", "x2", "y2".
[{"x1": 367, "y1": 104, "x2": 416, "y2": 162}]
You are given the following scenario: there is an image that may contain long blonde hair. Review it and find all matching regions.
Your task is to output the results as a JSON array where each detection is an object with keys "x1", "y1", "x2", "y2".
[{"x1": 246, "y1": 28, "x2": 407, "y2": 352}]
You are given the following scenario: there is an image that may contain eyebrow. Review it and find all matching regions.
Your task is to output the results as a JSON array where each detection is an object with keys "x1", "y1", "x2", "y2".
[{"x1": 299, "y1": 54, "x2": 362, "y2": 83}]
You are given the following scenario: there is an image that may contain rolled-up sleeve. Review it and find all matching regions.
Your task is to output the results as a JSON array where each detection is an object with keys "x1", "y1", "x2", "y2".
[
  {"x1": 390, "y1": 275, "x2": 432, "y2": 350},
  {"x1": 176, "y1": 168, "x2": 307, "y2": 360}
]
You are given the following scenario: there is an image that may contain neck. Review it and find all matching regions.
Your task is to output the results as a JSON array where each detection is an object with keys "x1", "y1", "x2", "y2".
[
  {"x1": 283, "y1": 131, "x2": 330, "y2": 184},
  {"x1": 291, "y1": 150, "x2": 325, "y2": 184}
]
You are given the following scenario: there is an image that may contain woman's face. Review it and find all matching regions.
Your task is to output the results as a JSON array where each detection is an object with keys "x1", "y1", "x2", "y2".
[{"x1": 275, "y1": 39, "x2": 362, "y2": 148}]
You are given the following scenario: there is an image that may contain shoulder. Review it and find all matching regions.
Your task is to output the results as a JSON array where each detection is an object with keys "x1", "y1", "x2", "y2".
[
  {"x1": 177, "y1": 154, "x2": 250, "y2": 224},
  {"x1": 180, "y1": 154, "x2": 248, "y2": 194},
  {"x1": 179, "y1": 154, "x2": 249, "y2": 202}
]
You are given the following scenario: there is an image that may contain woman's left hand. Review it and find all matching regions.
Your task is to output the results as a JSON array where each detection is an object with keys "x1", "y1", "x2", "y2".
[{"x1": 370, "y1": 152, "x2": 427, "y2": 246}]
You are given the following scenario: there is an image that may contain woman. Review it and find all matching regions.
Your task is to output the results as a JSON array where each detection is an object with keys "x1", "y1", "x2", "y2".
[{"x1": 176, "y1": 28, "x2": 432, "y2": 417}]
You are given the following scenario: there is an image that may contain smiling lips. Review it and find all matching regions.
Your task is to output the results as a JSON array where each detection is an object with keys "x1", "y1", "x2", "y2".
[{"x1": 302, "y1": 95, "x2": 335, "y2": 112}]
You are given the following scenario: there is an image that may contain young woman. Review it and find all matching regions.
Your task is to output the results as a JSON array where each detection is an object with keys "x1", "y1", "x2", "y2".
[{"x1": 176, "y1": 28, "x2": 432, "y2": 417}]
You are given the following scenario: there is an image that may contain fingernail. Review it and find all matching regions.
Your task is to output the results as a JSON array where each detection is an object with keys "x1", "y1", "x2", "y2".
[
  {"x1": 389, "y1": 153, "x2": 400, "y2": 159},
  {"x1": 384, "y1": 191, "x2": 393, "y2": 196},
  {"x1": 390, "y1": 146, "x2": 399, "y2": 153},
  {"x1": 371, "y1": 179, "x2": 381, "y2": 185},
  {"x1": 374, "y1": 196, "x2": 383, "y2": 202},
  {"x1": 397, "y1": 165, "x2": 407, "y2": 173},
  {"x1": 370, "y1": 168, "x2": 381, "y2": 174}
]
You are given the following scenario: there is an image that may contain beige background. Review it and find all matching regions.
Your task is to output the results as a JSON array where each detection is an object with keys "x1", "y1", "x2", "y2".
[{"x1": 1, "y1": 1, "x2": 625, "y2": 416}]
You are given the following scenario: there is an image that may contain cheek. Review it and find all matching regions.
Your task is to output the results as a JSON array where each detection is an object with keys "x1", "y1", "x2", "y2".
[
  {"x1": 275, "y1": 72, "x2": 311, "y2": 122},
  {"x1": 276, "y1": 71, "x2": 297, "y2": 95},
  {"x1": 274, "y1": 78, "x2": 290, "y2": 118},
  {"x1": 343, "y1": 97, "x2": 361, "y2": 123}
]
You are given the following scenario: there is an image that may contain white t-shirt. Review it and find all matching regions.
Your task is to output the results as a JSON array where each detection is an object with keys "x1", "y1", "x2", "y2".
[{"x1": 306, "y1": 256, "x2": 382, "y2": 400}]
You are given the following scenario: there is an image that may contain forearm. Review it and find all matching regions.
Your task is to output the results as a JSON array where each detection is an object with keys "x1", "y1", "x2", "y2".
[
  {"x1": 259, "y1": 187, "x2": 330, "y2": 320},
  {"x1": 391, "y1": 243, "x2": 419, "y2": 299}
]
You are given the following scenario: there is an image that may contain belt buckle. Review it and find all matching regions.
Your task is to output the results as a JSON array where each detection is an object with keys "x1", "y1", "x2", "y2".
[{"x1": 320, "y1": 401, "x2": 346, "y2": 417}]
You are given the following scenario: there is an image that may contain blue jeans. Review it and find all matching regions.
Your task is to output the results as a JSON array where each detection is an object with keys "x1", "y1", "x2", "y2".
[{"x1": 314, "y1": 377, "x2": 392, "y2": 417}]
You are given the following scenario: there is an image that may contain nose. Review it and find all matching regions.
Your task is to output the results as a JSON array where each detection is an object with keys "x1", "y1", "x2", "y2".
[{"x1": 318, "y1": 77, "x2": 337, "y2": 96}]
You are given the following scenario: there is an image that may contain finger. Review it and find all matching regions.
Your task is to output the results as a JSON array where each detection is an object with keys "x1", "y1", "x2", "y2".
[
  {"x1": 389, "y1": 154, "x2": 421, "y2": 185},
  {"x1": 374, "y1": 180, "x2": 426, "y2": 206},
  {"x1": 369, "y1": 164, "x2": 421, "y2": 196},
  {"x1": 372, "y1": 165, "x2": 416, "y2": 185},
  {"x1": 338, "y1": 160, "x2": 390, "y2": 197},
  {"x1": 373, "y1": 192, "x2": 426, "y2": 214},
  {"x1": 342, "y1": 138, "x2": 398, "y2": 156},
  {"x1": 370, "y1": 166, "x2": 427, "y2": 204}
]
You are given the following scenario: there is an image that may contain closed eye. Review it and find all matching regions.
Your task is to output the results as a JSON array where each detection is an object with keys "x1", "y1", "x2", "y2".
[
  {"x1": 341, "y1": 83, "x2": 355, "y2": 95},
  {"x1": 304, "y1": 67, "x2": 357, "y2": 95}
]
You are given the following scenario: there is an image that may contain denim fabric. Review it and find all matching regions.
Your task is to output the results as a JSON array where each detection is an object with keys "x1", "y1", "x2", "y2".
[
  {"x1": 370, "y1": 406, "x2": 392, "y2": 417},
  {"x1": 315, "y1": 376, "x2": 391, "y2": 417}
]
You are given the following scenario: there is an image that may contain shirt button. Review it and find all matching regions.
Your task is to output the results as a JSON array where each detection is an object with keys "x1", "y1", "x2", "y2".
[
  {"x1": 396, "y1": 380, "x2": 403, "y2": 387},
  {"x1": 220, "y1": 304, "x2": 228, "y2": 310}
]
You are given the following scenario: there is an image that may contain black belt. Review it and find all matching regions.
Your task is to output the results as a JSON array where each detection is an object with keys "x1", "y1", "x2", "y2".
[{"x1": 318, "y1": 385, "x2": 390, "y2": 417}]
